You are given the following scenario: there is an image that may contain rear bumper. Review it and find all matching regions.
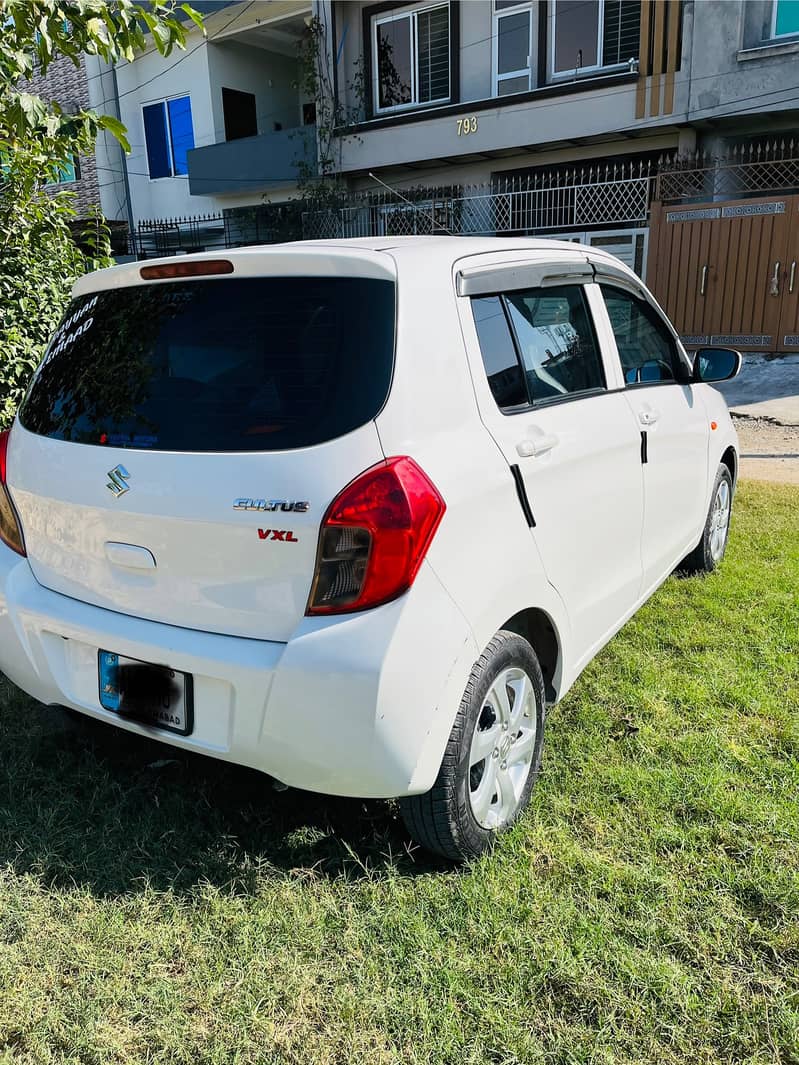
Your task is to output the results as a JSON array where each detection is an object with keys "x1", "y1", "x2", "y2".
[{"x1": 0, "y1": 545, "x2": 478, "y2": 798}]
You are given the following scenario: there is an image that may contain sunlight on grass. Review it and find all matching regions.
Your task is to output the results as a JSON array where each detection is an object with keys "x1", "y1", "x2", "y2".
[{"x1": 0, "y1": 481, "x2": 796, "y2": 1063}]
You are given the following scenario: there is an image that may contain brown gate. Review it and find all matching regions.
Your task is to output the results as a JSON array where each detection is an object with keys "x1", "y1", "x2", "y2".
[{"x1": 647, "y1": 195, "x2": 799, "y2": 352}]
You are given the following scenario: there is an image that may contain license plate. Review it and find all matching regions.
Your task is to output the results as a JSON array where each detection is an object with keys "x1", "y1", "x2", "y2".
[{"x1": 98, "y1": 651, "x2": 193, "y2": 736}]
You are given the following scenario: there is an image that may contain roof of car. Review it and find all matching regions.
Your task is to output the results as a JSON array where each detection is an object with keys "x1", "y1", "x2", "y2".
[{"x1": 73, "y1": 235, "x2": 635, "y2": 297}]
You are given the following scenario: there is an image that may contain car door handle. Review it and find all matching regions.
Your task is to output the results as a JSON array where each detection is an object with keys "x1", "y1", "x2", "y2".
[
  {"x1": 516, "y1": 432, "x2": 559, "y2": 458},
  {"x1": 638, "y1": 408, "x2": 660, "y2": 426}
]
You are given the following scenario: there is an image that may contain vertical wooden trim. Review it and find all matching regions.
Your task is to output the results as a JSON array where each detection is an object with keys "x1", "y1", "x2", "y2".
[
  {"x1": 663, "y1": 0, "x2": 681, "y2": 115},
  {"x1": 650, "y1": 0, "x2": 666, "y2": 117},
  {"x1": 636, "y1": 0, "x2": 651, "y2": 120},
  {"x1": 646, "y1": 199, "x2": 661, "y2": 289}
]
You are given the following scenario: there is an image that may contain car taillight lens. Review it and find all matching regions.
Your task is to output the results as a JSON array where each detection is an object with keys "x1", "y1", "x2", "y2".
[
  {"x1": 307, "y1": 456, "x2": 446, "y2": 615},
  {"x1": 0, "y1": 430, "x2": 26, "y2": 557}
]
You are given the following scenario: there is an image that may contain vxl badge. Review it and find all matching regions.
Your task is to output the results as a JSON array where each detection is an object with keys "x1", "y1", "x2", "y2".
[{"x1": 107, "y1": 465, "x2": 131, "y2": 498}]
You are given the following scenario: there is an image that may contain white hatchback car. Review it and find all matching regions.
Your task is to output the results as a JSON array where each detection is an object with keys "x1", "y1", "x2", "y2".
[{"x1": 0, "y1": 237, "x2": 741, "y2": 859}]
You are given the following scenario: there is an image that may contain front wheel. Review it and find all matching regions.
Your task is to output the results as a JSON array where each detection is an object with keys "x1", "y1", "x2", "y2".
[
  {"x1": 679, "y1": 464, "x2": 734, "y2": 575},
  {"x1": 400, "y1": 631, "x2": 546, "y2": 861}
]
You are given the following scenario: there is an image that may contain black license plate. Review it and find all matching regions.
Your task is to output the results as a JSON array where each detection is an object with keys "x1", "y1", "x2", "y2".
[{"x1": 98, "y1": 651, "x2": 194, "y2": 736}]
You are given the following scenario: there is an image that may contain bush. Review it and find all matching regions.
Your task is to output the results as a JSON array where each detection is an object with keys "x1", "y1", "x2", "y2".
[{"x1": 0, "y1": 168, "x2": 110, "y2": 430}]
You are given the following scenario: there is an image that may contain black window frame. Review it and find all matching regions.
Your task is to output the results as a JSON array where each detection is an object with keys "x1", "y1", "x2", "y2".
[
  {"x1": 471, "y1": 282, "x2": 609, "y2": 415},
  {"x1": 363, "y1": 0, "x2": 460, "y2": 120},
  {"x1": 599, "y1": 283, "x2": 692, "y2": 390}
]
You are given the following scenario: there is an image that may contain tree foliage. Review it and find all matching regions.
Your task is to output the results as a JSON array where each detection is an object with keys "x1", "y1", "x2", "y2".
[{"x1": 0, "y1": 0, "x2": 203, "y2": 428}]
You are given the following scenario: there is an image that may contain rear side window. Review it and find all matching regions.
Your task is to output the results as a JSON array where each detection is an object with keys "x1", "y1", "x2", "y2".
[
  {"x1": 20, "y1": 277, "x2": 395, "y2": 452},
  {"x1": 471, "y1": 296, "x2": 528, "y2": 410},
  {"x1": 471, "y1": 284, "x2": 605, "y2": 411}
]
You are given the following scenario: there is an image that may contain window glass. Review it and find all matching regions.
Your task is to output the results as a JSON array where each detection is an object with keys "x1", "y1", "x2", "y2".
[
  {"x1": 166, "y1": 96, "x2": 194, "y2": 175},
  {"x1": 504, "y1": 286, "x2": 605, "y2": 402},
  {"x1": 417, "y1": 5, "x2": 450, "y2": 102},
  {"x1": 374, "y1": 3, "x2": 449, "y2": 111},
  {"x1": 143, "y1": 101, "x2": 171, "y2": 179},
  {"x1": 497, "y1": 11, "x2": 530, "y2": 73},
  {"x1": 553, "y1": 0, "x2": 599, "y2": 72},
  {"x1": 143, "y1": 97, "x2": 194, "y2": 178},
  {"x1": 21, "y1": 278, "x2": 396, "y2": 453},
  {"x1": 376, "y1": 16, "x2": 413, "y2": 108},
  {"x1": 601, "y1": 286, "x2": 682, "y2": 385},
  {"x1": 775, "y1": 0, "x2": 799, "y2": 35},
  {"x1": 498, "y1": 74, "x2": 530, "y2": 95},
  {"x1": 472, "y1": 296, "x2": 528, "y2": 411},
  {"x1": 602, "y1": 0, "x2": 641, "y2": 65}
]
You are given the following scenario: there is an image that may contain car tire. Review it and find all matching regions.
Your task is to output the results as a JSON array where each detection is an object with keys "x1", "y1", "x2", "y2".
[
  {"x1": 679, "y1": 463, "x2": 734, "y2": 575},
  {"x1": 400, "y1": 630, "x2": 546, "y2": 861}
]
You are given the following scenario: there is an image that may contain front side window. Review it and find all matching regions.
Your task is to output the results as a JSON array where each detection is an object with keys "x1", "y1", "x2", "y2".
[
  {"x1": 773, "y1": 0, "x2": 799, "y2": 36},
  {"x1": 143, "y1": 95, "x2": 195, "y2": 179},
  {"x1": 494, "y1": 2, "x2": 533, "y2": 97},
  {"x1": 552, "y1": 0, "x2": 640, "y2": 77},
  {"x1": 471, "y1": 285, "x2": 606, "y2": 411},
  {"x1": 601, "y1": 286, "x2": 683, "y2": 386},
  {"x1": 373, "y1": 2, "x2": 450, "y2": 113}
]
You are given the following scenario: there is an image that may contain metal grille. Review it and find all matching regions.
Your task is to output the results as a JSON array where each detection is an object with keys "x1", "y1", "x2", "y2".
[
  {"x1": 656, "y1": 140, "x2": 799, "y2": 203},
  {"x1": 130, "y1": 202, "x2": 305, "y2": 258},
  {"x1": 302, "y1": 160, "x2": 655, "y2": 240}
]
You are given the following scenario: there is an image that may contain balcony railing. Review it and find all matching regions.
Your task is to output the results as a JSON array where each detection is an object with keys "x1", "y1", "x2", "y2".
[{"x1": 187, "y1": 126, "x2": 316, "y2": 197}]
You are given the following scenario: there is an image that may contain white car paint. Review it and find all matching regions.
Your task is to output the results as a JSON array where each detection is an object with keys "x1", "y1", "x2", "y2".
[{"x1": 0, "y1": 237, "x2": 739, "y2": 798}]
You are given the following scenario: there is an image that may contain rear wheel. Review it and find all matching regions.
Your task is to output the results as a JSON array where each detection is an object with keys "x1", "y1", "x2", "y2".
[
  {"x1": 400, "y1": 631, "x2": 545, "y2": 861},
  {"x1": 679, "y1": 464, "x2": 733, "y2": 575}
]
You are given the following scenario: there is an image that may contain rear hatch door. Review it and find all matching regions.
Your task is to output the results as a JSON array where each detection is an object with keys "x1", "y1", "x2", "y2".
[{"x1": 8, "y1": 259, "x2": 395, "y2": 642}]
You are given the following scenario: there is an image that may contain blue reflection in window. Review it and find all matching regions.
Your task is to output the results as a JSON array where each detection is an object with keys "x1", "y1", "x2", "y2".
[
  {"x1": 143, "y1": 96, "x2": 194, "y2": 178},
  {"x1": 167, "y1": 96, "x2": 194, "y2": 175},
  {"x1": 143, "y1": 101, "x2": 171, "y2": 178}
]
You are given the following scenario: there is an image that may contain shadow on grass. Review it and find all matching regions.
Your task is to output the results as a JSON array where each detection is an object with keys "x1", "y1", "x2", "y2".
[{"x1": 0, "y1": 694, "x2": 449, "y2": 896}]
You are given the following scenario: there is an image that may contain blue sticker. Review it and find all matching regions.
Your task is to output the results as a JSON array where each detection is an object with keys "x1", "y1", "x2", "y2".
[{"x1": 99, "y1": 651, "x2": 120, "y2": 712}]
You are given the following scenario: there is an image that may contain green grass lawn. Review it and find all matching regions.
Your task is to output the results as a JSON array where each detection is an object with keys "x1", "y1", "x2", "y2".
[{"x1": 0, "y1": 480, "x2": 796, "y2": 1065}]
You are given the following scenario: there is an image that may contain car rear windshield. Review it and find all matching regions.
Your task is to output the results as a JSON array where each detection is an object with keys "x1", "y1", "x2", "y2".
[{"x1": 19, "y1": 276, "x2": 396, "y2": 452}]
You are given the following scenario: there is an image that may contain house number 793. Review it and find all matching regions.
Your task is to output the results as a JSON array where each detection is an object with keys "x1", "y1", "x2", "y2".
[{"x1": 457, "y1": 116, "x2": 478, "y2": 136}]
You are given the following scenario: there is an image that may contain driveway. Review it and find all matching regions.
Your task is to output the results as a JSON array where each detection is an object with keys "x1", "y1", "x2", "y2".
[
  {"x1": 711, "y1": 355, "x2": 799, "y2": 483},
  {"x1": 714, "y1": 355, "x2": 799, "y2": 424}
]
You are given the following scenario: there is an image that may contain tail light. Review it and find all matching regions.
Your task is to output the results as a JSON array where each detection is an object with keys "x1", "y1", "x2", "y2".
[
  {"x1": 0, "y1": 430, "x2": 26, "y2": 557},
  {"x1": 307, "y1": 456, "x2": 446, "y2": 615}
]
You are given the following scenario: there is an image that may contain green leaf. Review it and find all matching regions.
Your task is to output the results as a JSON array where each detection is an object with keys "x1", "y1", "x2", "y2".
[
  {"x1": 180, "y1": 3, "x2": 206, "y2": 33},
  {"x1": 98, "y1": 114, "x2": 131, "y2": 153}
]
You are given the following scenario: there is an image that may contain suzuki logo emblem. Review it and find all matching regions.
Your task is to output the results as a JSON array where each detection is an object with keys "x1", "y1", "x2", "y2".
[{"x1": 107, "y1": 465, "x2": 131, "y2": 498}]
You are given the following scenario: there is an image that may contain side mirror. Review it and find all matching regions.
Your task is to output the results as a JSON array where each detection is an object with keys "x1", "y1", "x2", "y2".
[{"x1": 692, "y1": 347, "x2": 743, "y2": 383}]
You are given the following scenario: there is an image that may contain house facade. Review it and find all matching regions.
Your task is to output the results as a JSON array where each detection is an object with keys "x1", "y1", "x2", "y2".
[
  {"x1": 308, "y1": 0, "x2": 799, "y2": 285},
  {"x1": 89, "y1": 0, "x2": 317, "y2": 228}
]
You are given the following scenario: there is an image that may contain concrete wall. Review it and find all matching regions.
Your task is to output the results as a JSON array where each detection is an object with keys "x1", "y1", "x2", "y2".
[
  {"x1": 206, "y1": 41, "x2": 301, "y2": 142},
  {"x1": 688, "y1": 0, "x2": 799, "y2": 127},
  {"x1": 114, "y1": 24, "x2": 218, "y2": 219}
]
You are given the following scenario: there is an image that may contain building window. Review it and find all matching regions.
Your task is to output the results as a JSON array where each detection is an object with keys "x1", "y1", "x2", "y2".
[
  {"x1": 48, "y1": 156, "x2": 80, "y2": 185},
  {"x1": 773, "y1": 0, "x2": 799, "y2": 36},
  {"x1": 493, "y1": 1, "x2": 533, "y2": 97},
  {"x1": 551, "y1": 0, "x2": 640, "y2": 78},
  {"x1": 372, "y1": 2, "x2": 450, "y2": 114},
  {"x1": 143, "y1": 95, "x2": 195, "y2": 179},
  {"x1": 222, "y1": 88, "x2": 257, "y2": 141}
]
